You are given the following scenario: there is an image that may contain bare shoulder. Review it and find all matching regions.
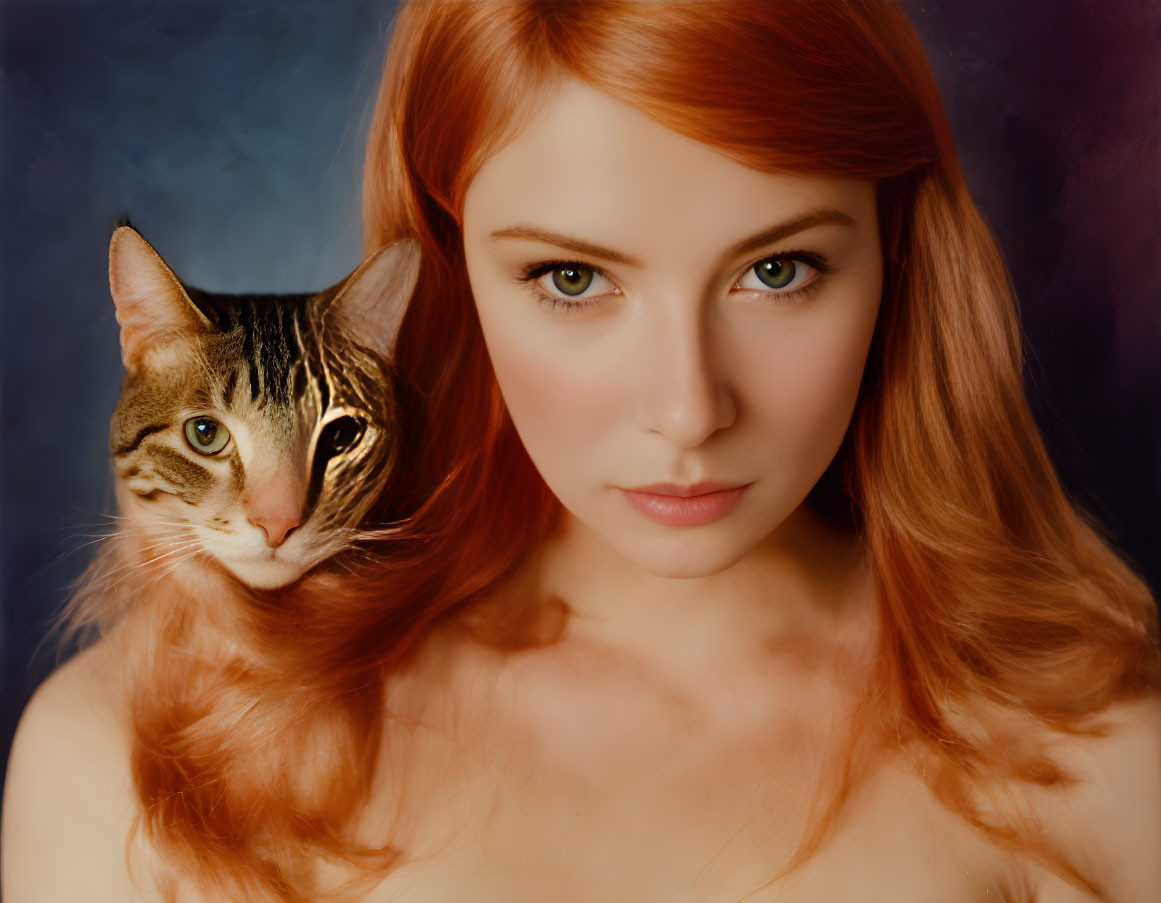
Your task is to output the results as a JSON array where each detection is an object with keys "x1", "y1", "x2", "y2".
[
  {"x1": 1018, "y1": 691, "x2": 1161, "y2": 903},
  {"x1": 1, "y1": 636, "x2": 169, "y2": 903}
]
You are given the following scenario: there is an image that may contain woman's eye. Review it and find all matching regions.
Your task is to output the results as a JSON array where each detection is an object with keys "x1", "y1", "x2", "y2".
[
  {"x1": 183, "y1": 416, "x2": 231, "y2": 456},
  {"x1": 547, "y1": 265, "x2": 594, "y2": 296},
  {"x1": 736, "y1": 257, "x2": 815, "y2": 293},
  {"x1": 734, "y1": 253, "x2": 831, "y2": 303},
  {"x1": 518, "y1": 253, "x2": 827, "y2": 314},
  {"x1": 520, "y1": 260, "x2": 620, "y2": 310}
]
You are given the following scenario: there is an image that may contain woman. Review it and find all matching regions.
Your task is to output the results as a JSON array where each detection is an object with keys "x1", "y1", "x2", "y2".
[{"x1": 5, "y1": 1, "x2": 1159, "y2": 901}]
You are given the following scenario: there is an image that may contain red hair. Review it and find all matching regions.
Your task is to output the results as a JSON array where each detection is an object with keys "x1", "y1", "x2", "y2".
[{"x1": 59, "y1": 2, "x2": 1160, "y2": 900}]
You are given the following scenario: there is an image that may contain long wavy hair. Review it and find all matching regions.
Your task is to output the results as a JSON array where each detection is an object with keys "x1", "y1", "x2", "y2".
[{"x1": 58, "y1": 1, "x2": 1160, "y2": 901}]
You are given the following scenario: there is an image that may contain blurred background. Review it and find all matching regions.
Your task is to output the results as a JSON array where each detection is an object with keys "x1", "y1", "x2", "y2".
[{"x1": 2, "y1": 0, "x2": 1159, "y2": 809}]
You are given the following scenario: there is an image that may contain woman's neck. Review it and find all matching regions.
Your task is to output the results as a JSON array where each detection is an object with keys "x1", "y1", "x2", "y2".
[{"x1": 524, "y1": 503, "x2": 877, "y2": 703}]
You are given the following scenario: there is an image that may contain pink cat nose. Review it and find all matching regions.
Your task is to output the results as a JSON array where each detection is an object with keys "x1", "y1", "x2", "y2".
[
  {"x1": 243, "y1": 464, "x2": 307, "y2": 549},
  {"x1": 247, "y1": 513, "x2": 301, "y2": 549}
]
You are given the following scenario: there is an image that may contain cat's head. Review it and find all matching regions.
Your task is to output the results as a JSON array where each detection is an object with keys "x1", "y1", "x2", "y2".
[{"x1": 107, "y1": 223, "x2": 420, "y2": 590}]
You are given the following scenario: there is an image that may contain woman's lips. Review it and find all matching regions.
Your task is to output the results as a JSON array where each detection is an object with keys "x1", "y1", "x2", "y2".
[{"x1": 618, "y1": 483, "x2": 750, "y2": 526}]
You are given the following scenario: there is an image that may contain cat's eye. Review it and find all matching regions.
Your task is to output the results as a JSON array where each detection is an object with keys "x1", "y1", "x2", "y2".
[
  {"x1": 183, "y1": 417, "x2": 231, "y2": 456},
  {"x1": 317, "y1": 416, "x2": 366, "y2": 460}
]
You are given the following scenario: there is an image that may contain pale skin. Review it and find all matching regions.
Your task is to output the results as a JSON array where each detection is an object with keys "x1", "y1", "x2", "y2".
[
  {"x1": 4, "y1": 78, "x2": 1160, "y2": 903},
  {"x1": 462, "y1": 79, "x2": 882, "y2": 700}
]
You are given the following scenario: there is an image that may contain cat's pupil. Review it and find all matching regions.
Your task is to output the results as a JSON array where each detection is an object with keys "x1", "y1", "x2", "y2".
[
  {"x1": 320, "y1": 416, "x2": 365, "y2": 459},
  {"x1": 182, "y1": 416, "x2": 230, "y2": 455},
  {"x1": 193, "y1": 420, "x2": 217, "y2": 445}
]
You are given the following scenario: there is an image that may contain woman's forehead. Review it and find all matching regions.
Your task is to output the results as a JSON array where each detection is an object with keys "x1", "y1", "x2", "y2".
[{"x1": 463, "y1": 79, "x2": 875, "y2": 262}]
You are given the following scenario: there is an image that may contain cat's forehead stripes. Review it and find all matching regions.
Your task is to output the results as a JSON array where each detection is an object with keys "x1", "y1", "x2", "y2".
[
  {"x1": 193, "y1": 286, "x2": 394, "y2": 424},
  {"x1": 191, "y1": 289, "x2": 311, "y2": 409},
  {"x1": 290, "y1": 309, "x2": 331, "y2": 413},
  {"x1": 221, "y1": 369, "x2": 239, "y2": 407},
  {"x1": 292, "y1": 364, "x2": 309, "y2": 402},
  {"x1": 238, "y1": 298, "x2": 284, "y2": 406}
]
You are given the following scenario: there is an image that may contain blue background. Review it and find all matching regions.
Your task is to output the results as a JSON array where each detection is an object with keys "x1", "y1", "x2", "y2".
[{"x1": 2, "y1": 0, "x2": 1159, "y2": 809}]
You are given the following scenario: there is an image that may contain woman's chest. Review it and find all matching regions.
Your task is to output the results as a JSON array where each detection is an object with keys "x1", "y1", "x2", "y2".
[
  {"x1": 350, "y1": 746, "x2": 1029, "y2": 903},
  {"x1": 351, "y1": 640, "x2": 1033, "y2": 902}
]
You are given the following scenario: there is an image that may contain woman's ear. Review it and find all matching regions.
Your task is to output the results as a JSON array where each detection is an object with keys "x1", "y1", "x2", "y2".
[
  {"x1": 327, "y1": 237, "x2": 422, "y2": 361},
  {"x1": 108, "y1": 224, "x2": 211, "y2": 369}
]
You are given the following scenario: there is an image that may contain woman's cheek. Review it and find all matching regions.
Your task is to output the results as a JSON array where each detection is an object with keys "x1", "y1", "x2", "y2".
[
  {"x1": 486, "y1": 329, "x2": 615, "y2": 492},
  {"x1": 735, "y1": 302, "x2": 877, "y2": 478}
]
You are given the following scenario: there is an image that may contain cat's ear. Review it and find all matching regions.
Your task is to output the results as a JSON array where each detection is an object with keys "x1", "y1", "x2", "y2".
[
  {"x1": 108, "y1": 225, "x2": 212, "y2": 369},
  {"x1": 328, "y1": 237, "x2": 421, "y2": 360}
]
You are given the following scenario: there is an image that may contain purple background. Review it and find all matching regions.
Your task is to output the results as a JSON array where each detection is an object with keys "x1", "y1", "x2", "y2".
[{"x1": 2, "y1": 0, "x2": 1159, "y2": 806}]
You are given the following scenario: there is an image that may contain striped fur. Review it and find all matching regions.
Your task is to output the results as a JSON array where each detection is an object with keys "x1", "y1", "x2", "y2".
[{"x1": 107, "y1": 225, "x2": 420, "y2": 589}]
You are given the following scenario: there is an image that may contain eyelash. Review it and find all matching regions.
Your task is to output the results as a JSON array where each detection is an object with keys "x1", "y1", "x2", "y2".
[{"x1": 516, "y1": 250, "x2": 834, "y2": 315}]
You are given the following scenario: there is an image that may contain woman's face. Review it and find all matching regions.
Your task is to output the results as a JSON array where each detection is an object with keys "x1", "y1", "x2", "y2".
[{"x1": 462, "y1": 79, "x2": 882, "y2": 579}]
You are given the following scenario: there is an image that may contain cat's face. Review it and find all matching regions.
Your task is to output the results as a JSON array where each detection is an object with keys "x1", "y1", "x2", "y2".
[{"x1": 107, "y1": 225, "x2": 420, "y2": 589}]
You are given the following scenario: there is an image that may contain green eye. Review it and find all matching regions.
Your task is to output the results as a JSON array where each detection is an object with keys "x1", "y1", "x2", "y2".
[
  {"x1": 184, "y1": 417, "x2": 231, "y2": 455},
  {"x1": 754, "y1": 258, "x2": 797, "y2": 289},
  {"x1": 551, "y1": 266, "x2": 593, "y2": 296}
]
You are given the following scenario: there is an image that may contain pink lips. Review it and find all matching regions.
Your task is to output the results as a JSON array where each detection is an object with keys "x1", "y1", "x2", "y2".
[{"x1": 618, "y1": 481, "x2": 750, "y2": 526}]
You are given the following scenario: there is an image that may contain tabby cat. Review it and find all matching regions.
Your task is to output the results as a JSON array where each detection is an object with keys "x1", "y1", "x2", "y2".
[{"x1": 106, "y1": 221, "x2": 420, "y2": 590}]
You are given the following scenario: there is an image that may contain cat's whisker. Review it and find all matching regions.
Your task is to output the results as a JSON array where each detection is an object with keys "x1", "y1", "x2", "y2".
[
  {"x1": 20, "y1": 535, "x2": 125, "y2": 590},
  {"x1": 138, "y1": 525, "x2": 200, "y2": 536},
  {"x1": 99, "y1": 552, "x2": 205, "y2": 596},
  {"x1": 97, "y1": 540, "x2": 205, "y2": 586},
  {"x1": 50, "y1": 522, "x2": 196, "y2": 584},
  {"x1": 119, "y1": 533, "x2": 188, "y2": 552},
  {"x1": 53, "y1": 520, "x2": 125, "y2": 532},
  {"x1": 350, "y1": 525, "x2": 409, "y2": 541},
  {"x1": 138, "y1": 541, "x2": 205, "y2": 566},
  {"x1": 114, "y1": 517, "x2": 186, "y2": 531},
  {"x1": 118, "y1": 533, "x2": 190, "y2": 549},
  {"x1": 125, "y1": 533, "x2": 197, "y2": 555},
  {"x1": 56, "y1": 533, "x2": 119, "y2": 555},
  {"x1": 63, "y1": 507, "x2": 131, "y2": 523},
  {"x1": 57, "y1": 525, "x2": 121, "y2": 540},
  {"x1": 152, "y1": 548, "x2": 213, "y2": 583},
  {"x1": 95, "y1": 546, "x2": 201, "y2": 586}
]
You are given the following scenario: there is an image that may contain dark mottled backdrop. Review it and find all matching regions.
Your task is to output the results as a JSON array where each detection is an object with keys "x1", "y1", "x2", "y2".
[{"x1": 2, "y1": 0, "x2": 1159, "y2": 809}]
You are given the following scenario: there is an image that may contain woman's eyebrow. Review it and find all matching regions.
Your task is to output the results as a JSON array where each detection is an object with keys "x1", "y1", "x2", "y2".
[
  {"x1": 488, "y1": 207, "x2": 857, "y2": 267},
  {"x1": 724, "y1": 207, "x2": 857, "y2": 260},
  {"x1": 488, "y1": 225, "x2": 642, "y2": 266}
]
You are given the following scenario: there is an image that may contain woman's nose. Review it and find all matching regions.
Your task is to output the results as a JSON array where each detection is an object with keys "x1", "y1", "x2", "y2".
[{"x1": 632, "y1": 300, "x2": 736, "y2": 448}]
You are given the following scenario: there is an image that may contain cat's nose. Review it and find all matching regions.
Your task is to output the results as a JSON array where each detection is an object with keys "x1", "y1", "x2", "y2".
[
  {"x1": 249, "y1": 513, "x2": 300, "y2": 549},
  {"x1": 243, "y1": 463, "x2": 307, "y2": 549}
]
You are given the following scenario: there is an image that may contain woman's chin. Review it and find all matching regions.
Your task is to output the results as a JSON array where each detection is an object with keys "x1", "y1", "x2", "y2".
[
  {"x1": 584, "y1": 513, "x2": 760, "y2": 580},
  {"x1": 629, "y1": 545, "x2": 751, "y2": 581}
]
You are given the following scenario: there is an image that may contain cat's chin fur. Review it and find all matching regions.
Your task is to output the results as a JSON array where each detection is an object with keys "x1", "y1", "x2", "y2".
[
  {"x1": 124, "y1": 529, "x2": 310, "y2": 595},
  {"x1": 162, "y1": 547, "x2": 309, "y2": 594},
  {"x1": 215, "y1": 555, "x2": 311, "y2": 591}
]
